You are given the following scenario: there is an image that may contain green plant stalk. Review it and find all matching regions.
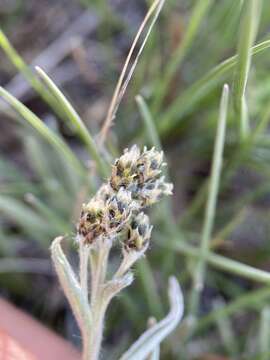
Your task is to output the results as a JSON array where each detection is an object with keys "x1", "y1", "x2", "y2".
[
  {"x1": 25, "y1": 193, "x2": 70, "y2": 234},
  {"x1": 0, "y1": 195, "x2": 51, "y2": 245},
  {"x1": 259, "y1": 306, "x2": 270, "y2": 359},
  {"x1": 164, "y1": 240, "x2": 270, "y2": 285},
  {"x1": 136, "y1": 94, "x2": 177, "y2": 315},
  {"x1": 136, "y1": 95, "x2": 162, "y2": 150},
  {"x1": 211, "y1": 208, "x2": 247, "y2": 248},
  {"x1": 195, "y1": 286, "x2": 270, "y2": 333},
  {"x1": 214, "y1": 301, "x2": 239, "y2": 356},
  {"x1": 0, "y1": 87, "x2": 85, "y2": 177},
  {"x1": 233, "y1": 0, "x2": 262, "y2": 139},
  {"x1": 137, "y1": 258, "x2": 163, "y2": 319},
  {"x1": 35, "y1": 67, "x2": 109, "y2": 178},
  {"x1": 152, "y1": 0, "x2": 213, "y2": 113},
  {"x1": 88, "y1": 244, "x2": 111, "y2": 360},
  {"x1": 189, "y1": 84, "x2": 229, "y2": 317},
  {"x1": 179, "y1": 93, "x2": 270, "y2": 225},
  {"x1": 157, "y1": 38, "x2": 270, "y2": 136}
]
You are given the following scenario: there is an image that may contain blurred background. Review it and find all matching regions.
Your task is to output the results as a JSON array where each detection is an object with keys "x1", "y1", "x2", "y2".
[{"x1": 1, "y1": 0, "x2": 270, "y2": 359}]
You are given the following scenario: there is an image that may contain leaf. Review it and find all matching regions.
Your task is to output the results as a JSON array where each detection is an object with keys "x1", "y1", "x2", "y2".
[
  {"x1": 0, "y1": 28, "x2": 62, "y2": 115},
  {"x1": 158, "y1": 38, "x2": 270, "y2": 135},
  {"x1": 119, "y1": 277, "x2": 184, "y2": 360},
  {"x1": 51, "y1": 237, "x2": 92, "y2": 334},
  {"x1": 35, "y1": 67, "x2": 109, "y2": 178},
  {"x1": 0, "y1": 87, "x2": 85, "y2": 177},
  {"x1": 233, "y1": 0, "x2": 262, "y2": 138},
  {"x1": 0, "y1": 195, "x2": 52, "y2": 245},
  {"x1": 189, "y1": 84, "x2": 229, "y2": 316}
]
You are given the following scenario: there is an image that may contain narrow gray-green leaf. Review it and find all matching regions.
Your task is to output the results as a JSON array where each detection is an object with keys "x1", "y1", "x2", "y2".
[
  {"x1": 119, "y1": 277, "x2": 184, "y2": 360},
  {"x1": 51, "y1": 237, "x2": 92, "y2": 332}
]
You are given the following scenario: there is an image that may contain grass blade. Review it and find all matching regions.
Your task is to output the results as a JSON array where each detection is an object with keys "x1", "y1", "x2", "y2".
[
  {"x1": 35, "y1": 66, "x2": 109, "y2": 178},
  {"x1": 0, "y1": 196, "x2": 51, "y2": 245},
  {"x1": 214, "y1": 300, "x2": 239, "y2": 356},
  {"x1": 157, "y1": 38, "x2": 270, "y2": 135},
  {"x1": 196, "y1": 287, "x2": 270, "y2": 333},
  {"x1": 259, "y1": 306, "x2": 270, "y2": 360},
  {"x1": 0, "y1": 29, "x2": 60, "y2": 113},
  {"x1": 164, "y1": 240, "x2": 270, "y2": 285},
  {"x1": 25, "y1": 193, "x2": 70, "y2": 234},
  {"x1": 233, "y1": 0, "x2": 262, "y2": 139},
  {"x1": 152, "y1": 0, "x2": 213, "y2": 113},
  {"x1": 137, "y1": 258, "x2": 163, "y2": 320},
  {"x1": 189, "y1": 84, "x2": 229, "y2": 317},
  {"x1": 136, "y1": 95, "x2": 162, "y2": 150},
  {"x1": 99, "y1": 0, "x2": 166, "y2": 144},
  {"x1": 0, "y1": 86, "x2": 85, "y2": 176}
]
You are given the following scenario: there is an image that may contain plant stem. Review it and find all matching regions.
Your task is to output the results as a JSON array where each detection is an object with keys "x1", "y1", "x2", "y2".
[
  {"x1": 80, "y1": 243, "x2": 90, "y2": 301},
  {"x1": 84, "y1": 244, "x2": 111, "y2": 360},
  {"x1": 189, "y1": 84, "x2": 229, "y2": 317},
  {"x1": 87, "y1": 302, "x2": 107, "y2": 360},
  {"x1": 163, "y1": 240, "x2": 270, "y2": 285}
]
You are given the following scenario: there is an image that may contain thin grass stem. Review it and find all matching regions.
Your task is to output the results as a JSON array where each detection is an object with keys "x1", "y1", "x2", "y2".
[
  {"x1": 189, "y1": 84, "x2": 229, "y2": 317},
  {"x1": 158, "y1": 38, "x2": 270, "y2": 135},
  {"x1": 163, "y1": 240, "x2": 270, "y2": 286},
  {"x1": 152, "y1": 0, "x2": 213, "y2": 113},
  {"x1": 99, "y1": 0, "x2": 166, "y2": 145},
  {"x1": 35, "y1": 67, "x2": 109, "y2": 178},
  {"x1": 233, "y1": 0, "x2": 262, "y2": 139},
  {"x1": 259, "y1": 306, "x2": 270, "y2": 360},
  {"x1": 0, "y1": 29, "x2": 62, "y2": 115}
]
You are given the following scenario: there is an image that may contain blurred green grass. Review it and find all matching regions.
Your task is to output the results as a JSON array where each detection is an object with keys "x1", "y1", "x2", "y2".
[{"x1": 1, "y1": 0, "x2": 270, "y2": 358}]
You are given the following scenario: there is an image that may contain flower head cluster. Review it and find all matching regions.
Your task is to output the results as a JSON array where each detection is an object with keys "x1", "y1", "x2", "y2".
[{"x1": 77, "y1": 145, "x2": 172, "y2": 253}]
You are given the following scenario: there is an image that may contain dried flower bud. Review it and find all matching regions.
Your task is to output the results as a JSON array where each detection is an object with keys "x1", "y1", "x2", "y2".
[
  {"x1": 110, "y1": 145, "x2": 172, "y2": 207},
  {"x1": 77, "y1": 145, "x2": 172, "y2": 248},
  {"x1": 139, "y1": 176, "x2": 173, "y2": 206},
  {"x1": 96, "y1": 183, "x2": 113, "y2": 202},
  {"x1": 136, "y1": 146, "x2": 164, "y2": 183},
  {"x1": 124, "y1": 212, "x2": 152, "y2": 252},
  {"x1": 77, "y1": 198, "x2": 105, "y2": 245},
  {"x1": 110, "y1": 145, "x2": 140, "y2": 191},
  {"x1": 104, "y1": 188, "x2": 135, "y2": 231}
]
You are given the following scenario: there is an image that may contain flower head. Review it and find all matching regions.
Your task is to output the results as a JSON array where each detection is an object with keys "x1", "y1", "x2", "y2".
[
  {"x1": 124, "y1": 212, "x2": 152, "y2": 252},
  {"x1": 77, "y1": 198, "x2": 105, "y2": 245},
  {"x1": 110, "y1": 145, "x2": 140, "y2": 191},
  {"x1": 77, "y1": 145, "x2": 172, "y2": 254},
  {"x1": 104, "y1": 188, "x2": 137, "y2": 231},
  {"x1": 110, "y1": 146, "x2": 173, "y2": 207}
]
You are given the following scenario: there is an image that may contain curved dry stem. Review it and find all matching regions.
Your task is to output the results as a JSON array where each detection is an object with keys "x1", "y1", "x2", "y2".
[{"x1": 99, "y1": 0, "x2": 165, "y2": 145}]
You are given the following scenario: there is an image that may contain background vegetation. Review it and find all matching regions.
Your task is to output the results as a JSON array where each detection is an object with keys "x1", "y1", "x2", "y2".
[{"x1": 1, "y1": 0, "x2": 270, "y2": 358}]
